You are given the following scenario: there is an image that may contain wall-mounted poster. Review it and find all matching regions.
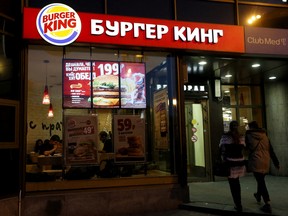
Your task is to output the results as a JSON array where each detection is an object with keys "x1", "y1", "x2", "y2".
[
  {"x1": 120, "y1": 62, "x2": 146, "y2": 109},
  {"x1": 153, "y1": 88, "x2": 169, "y2": 149},
  {"x1": 64, "y1": 115, "x2": 98, "y2": 165},
  {"x1": 114, "y1": 115, "x2": 145, "y2": 163},
  {"x1": 63, "y1": 59, "x2": 146, "y2": 109},
  {"x1": 63, "y1": 60, "x2": 92, "y2": 108}
]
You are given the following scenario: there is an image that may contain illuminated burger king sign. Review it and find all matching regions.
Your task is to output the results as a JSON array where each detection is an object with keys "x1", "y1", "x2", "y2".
[{"x1": 36, "y1": 3, "x2": 81, "y2": 46}]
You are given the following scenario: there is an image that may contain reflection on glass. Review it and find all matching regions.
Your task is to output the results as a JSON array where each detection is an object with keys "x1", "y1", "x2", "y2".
[
  {"x1": 239, "y1": 108, "x2": 263, "y2": 126},
  {"x1": 239, "y1": 4, "x2": 287, "y2": 29},
  {"x1": 222, "y1": 107, "x2": 236, "y2": 132},
  {"x1": 222, "y1": 85, "x2": 235, "y2": 105},
  {"x1": 238, "y1": 86, "x2": 251, "y2": 105}
]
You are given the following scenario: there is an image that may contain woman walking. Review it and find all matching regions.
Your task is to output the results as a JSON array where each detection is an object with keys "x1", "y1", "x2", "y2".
[
  {"x1": 245, "y1": 121, "x2": 280, "y2": 213},
  {"x1": 219, "y1": 120, "x2": 246, "y2": 212}
]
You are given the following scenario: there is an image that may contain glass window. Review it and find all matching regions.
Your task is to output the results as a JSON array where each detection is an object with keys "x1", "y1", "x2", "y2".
[
  {"x1": 26, "y1": 45, "x2": 176, "y2": 188},
  {"x1": 107, "y1": 0, "x2": 174, "y2": 19},
  {"x1": 239, "y1": 107, "x2": 263, "y2": 126},
  {"x1": 0, "y1": 32, "x2": 19, "y2": 99},
  {"x1": 27, "y1": 0, "x2": 105, "y2": 13},
  {"x1": 222, "y1": 85, "x2": 263, "y2": 133},
  {"x1": 238, "y1": 85, "x2": 262, "y2": 105},
  {"x1": 222, "y1": 85, "x2": 236, "y2": 106},
  {"x1": 177, "y1": 0, "x2": 235, "y2": 24},
  {"x1": 223, "y1": 107, "x2": 236, "y2": 132},
  {"x1": 239, "y1": 0, "x2": 287, "y2": 4},
  {"x1": 238, "y1": 86, "x2": 252, "y2": 105},
  {"x1": 239, "y1": 4, "x2": 288, "y2": 29},
  {"x1": 222, "y1": 85, "x2": 262, "y2": 106}
]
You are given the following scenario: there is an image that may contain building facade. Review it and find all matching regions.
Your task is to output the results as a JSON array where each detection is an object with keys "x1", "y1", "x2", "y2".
[{"x1": 0, "y1": 0, "x2": 288, "y2": 215}]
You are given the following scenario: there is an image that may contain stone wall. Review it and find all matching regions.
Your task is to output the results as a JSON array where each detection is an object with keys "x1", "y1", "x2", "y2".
[{"x1": 264, "y1": 81, "x2": 288, "y2": 176}]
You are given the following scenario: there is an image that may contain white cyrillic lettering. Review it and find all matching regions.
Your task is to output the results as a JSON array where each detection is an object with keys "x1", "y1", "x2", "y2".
[
  {"x1": 91, "y1": 19, "x2": 104, "y2": 35},
  {"x1": 133, "y1": 23, "x2": 145, "y2": 37},
  {"x1": 200, "y1": 28, "x2": 213, "y2": 43},
  {"x1": 120, "y1": 22, "x2": 133, "y2": 36},
  {"x1": 174, "y1": 26, "x2": 186, "y2": 41},
  {"x1": 157, "y1": 25, "x2": 169, "y2": 39},
  {"x1": 106, "y1": 20, "x2": 119, "y2": 36},
  {"x1": 187, "y1": 27, "x2": 200, "y2": 42},
  {"x1": 213, "y1": 29, "x2": 223, "y2": 43},
  {"x1": 146, "y1": 24, "x2": 156, "y2": 39}
]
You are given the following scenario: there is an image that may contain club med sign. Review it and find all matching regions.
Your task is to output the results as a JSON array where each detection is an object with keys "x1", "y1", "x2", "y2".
[{"x1": 23, "y1": 4, "x2": 244, "y2": 53}]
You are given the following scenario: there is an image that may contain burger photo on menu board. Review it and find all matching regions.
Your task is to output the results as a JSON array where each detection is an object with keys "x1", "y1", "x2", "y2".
[{"x1": 91, "y1": 75, "x2": 124, "y2": 106}]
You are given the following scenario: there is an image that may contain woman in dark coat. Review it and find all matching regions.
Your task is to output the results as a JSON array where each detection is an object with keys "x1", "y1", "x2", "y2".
[{"x1": 245, "y1": 121, "x2": 280, "y2": 214}]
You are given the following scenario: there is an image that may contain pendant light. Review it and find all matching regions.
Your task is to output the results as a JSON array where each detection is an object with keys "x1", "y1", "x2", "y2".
[
  {"x1": 42, "y1": 60, "x2": 50, "y2": 105},
  {"x1": 48, "y1": 103, "x2": 54, "y2": 118}
]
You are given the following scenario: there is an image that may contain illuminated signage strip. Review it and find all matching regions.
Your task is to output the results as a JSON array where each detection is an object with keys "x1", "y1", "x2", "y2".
[
  {"x1": 184, "y1": 84, "x2": 207, "y2": 92},
  {"x1": 23, "y1": 7, "x2": 245, "y2": 53},
  {"x1": 183, "y1": 84, "x2": 208, "y2": 99}
]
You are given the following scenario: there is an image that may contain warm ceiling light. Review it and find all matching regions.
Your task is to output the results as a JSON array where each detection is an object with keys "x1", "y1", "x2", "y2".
[
  {"x1": 42, "y1": 60, "x2": 50, "y2": 105},
  {"x1": 48, "y1": 103, "x2": 54, "y2": 118},
  {"x1": 225, "y1": 74, "x2": 232, "y2": 78},
  {"x1": 198, "y1": 61, "x2": 207, "y2": 65},
  {"x1": 269, "y1": 76, "x2": 276, "y2": 80},
  {"x1": 42, "y1": 85, "x2": 50, "y2": 104},
  {"x1": 247, "y1": 14, "x2": 261, "y2": 24},
  {"x1": 252, "y1": 63, "x2": 261, "y2": 68}
]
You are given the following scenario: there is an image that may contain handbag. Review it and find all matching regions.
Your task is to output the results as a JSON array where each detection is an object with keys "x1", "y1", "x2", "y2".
[
  {"x1": 214, "y1": 145, "x2": 230, "y2": 177},
  {"x1": 213, "y1": 160, "x2": 230, "y2": 177}
]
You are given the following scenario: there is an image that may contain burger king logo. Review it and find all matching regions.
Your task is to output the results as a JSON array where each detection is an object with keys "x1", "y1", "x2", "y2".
[{"x1": 36, "y1": 3, "x2": 81, "y2": 46}]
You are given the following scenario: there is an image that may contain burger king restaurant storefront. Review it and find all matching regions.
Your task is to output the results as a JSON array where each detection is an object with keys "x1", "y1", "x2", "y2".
[{"x1": 15, "y1": 3, "x2": 287, "y2": 216}]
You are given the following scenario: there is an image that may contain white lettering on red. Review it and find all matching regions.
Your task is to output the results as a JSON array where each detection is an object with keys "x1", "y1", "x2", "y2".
[
  {"x1": 91, "y1": 19, "x2": 169, "y2": 39},
  {"x1": 90, "y1": 19, "x2": 223, "y2": 44},
  {"x1": 106, "y1": 21, "x2": 119, "y2": 36},
  {"x1": 174, "y1": 27, "x2": 223, "y2": 43}
]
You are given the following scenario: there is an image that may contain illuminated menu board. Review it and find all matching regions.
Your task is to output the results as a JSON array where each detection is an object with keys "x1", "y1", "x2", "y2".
[
  {"x1": 92, "y1": 61, "x2": 120, "y2": 108},
  {"x1": 63, "y1": 59, "x2": 146, "y2": 109},
  {"x1": 120, "y1": 62, "x2": 146, "y2": 109},
  {"x1": 63, "y1": 60, "x2": 92, "y2": 108}
]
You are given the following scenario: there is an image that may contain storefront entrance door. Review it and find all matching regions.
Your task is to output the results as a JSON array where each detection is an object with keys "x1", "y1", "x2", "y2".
[{"x1": 185, "y1": 99, "x2": 211, "y2": 182}]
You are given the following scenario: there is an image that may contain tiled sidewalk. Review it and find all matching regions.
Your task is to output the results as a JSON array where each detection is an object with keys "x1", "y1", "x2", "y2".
[{"x1": 185, "y1": 174, "x2": 287, "y2": 216}]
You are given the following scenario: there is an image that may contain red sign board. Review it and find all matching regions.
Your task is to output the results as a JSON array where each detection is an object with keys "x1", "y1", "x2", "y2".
[{"x1": 23, "y1": 7, "x2": 245, "y2": 53}]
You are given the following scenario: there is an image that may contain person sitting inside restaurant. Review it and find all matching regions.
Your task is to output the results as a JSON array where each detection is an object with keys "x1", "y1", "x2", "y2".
[
  {"x1": 34, "y1": 139, "x2": 43, "y2": 154},
  {"x1": 42, "y1": 135, "x2": 62, "y2": 156},
  {"x1": 99, "y1": 131, "x2": 113, "y2": 153}
]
